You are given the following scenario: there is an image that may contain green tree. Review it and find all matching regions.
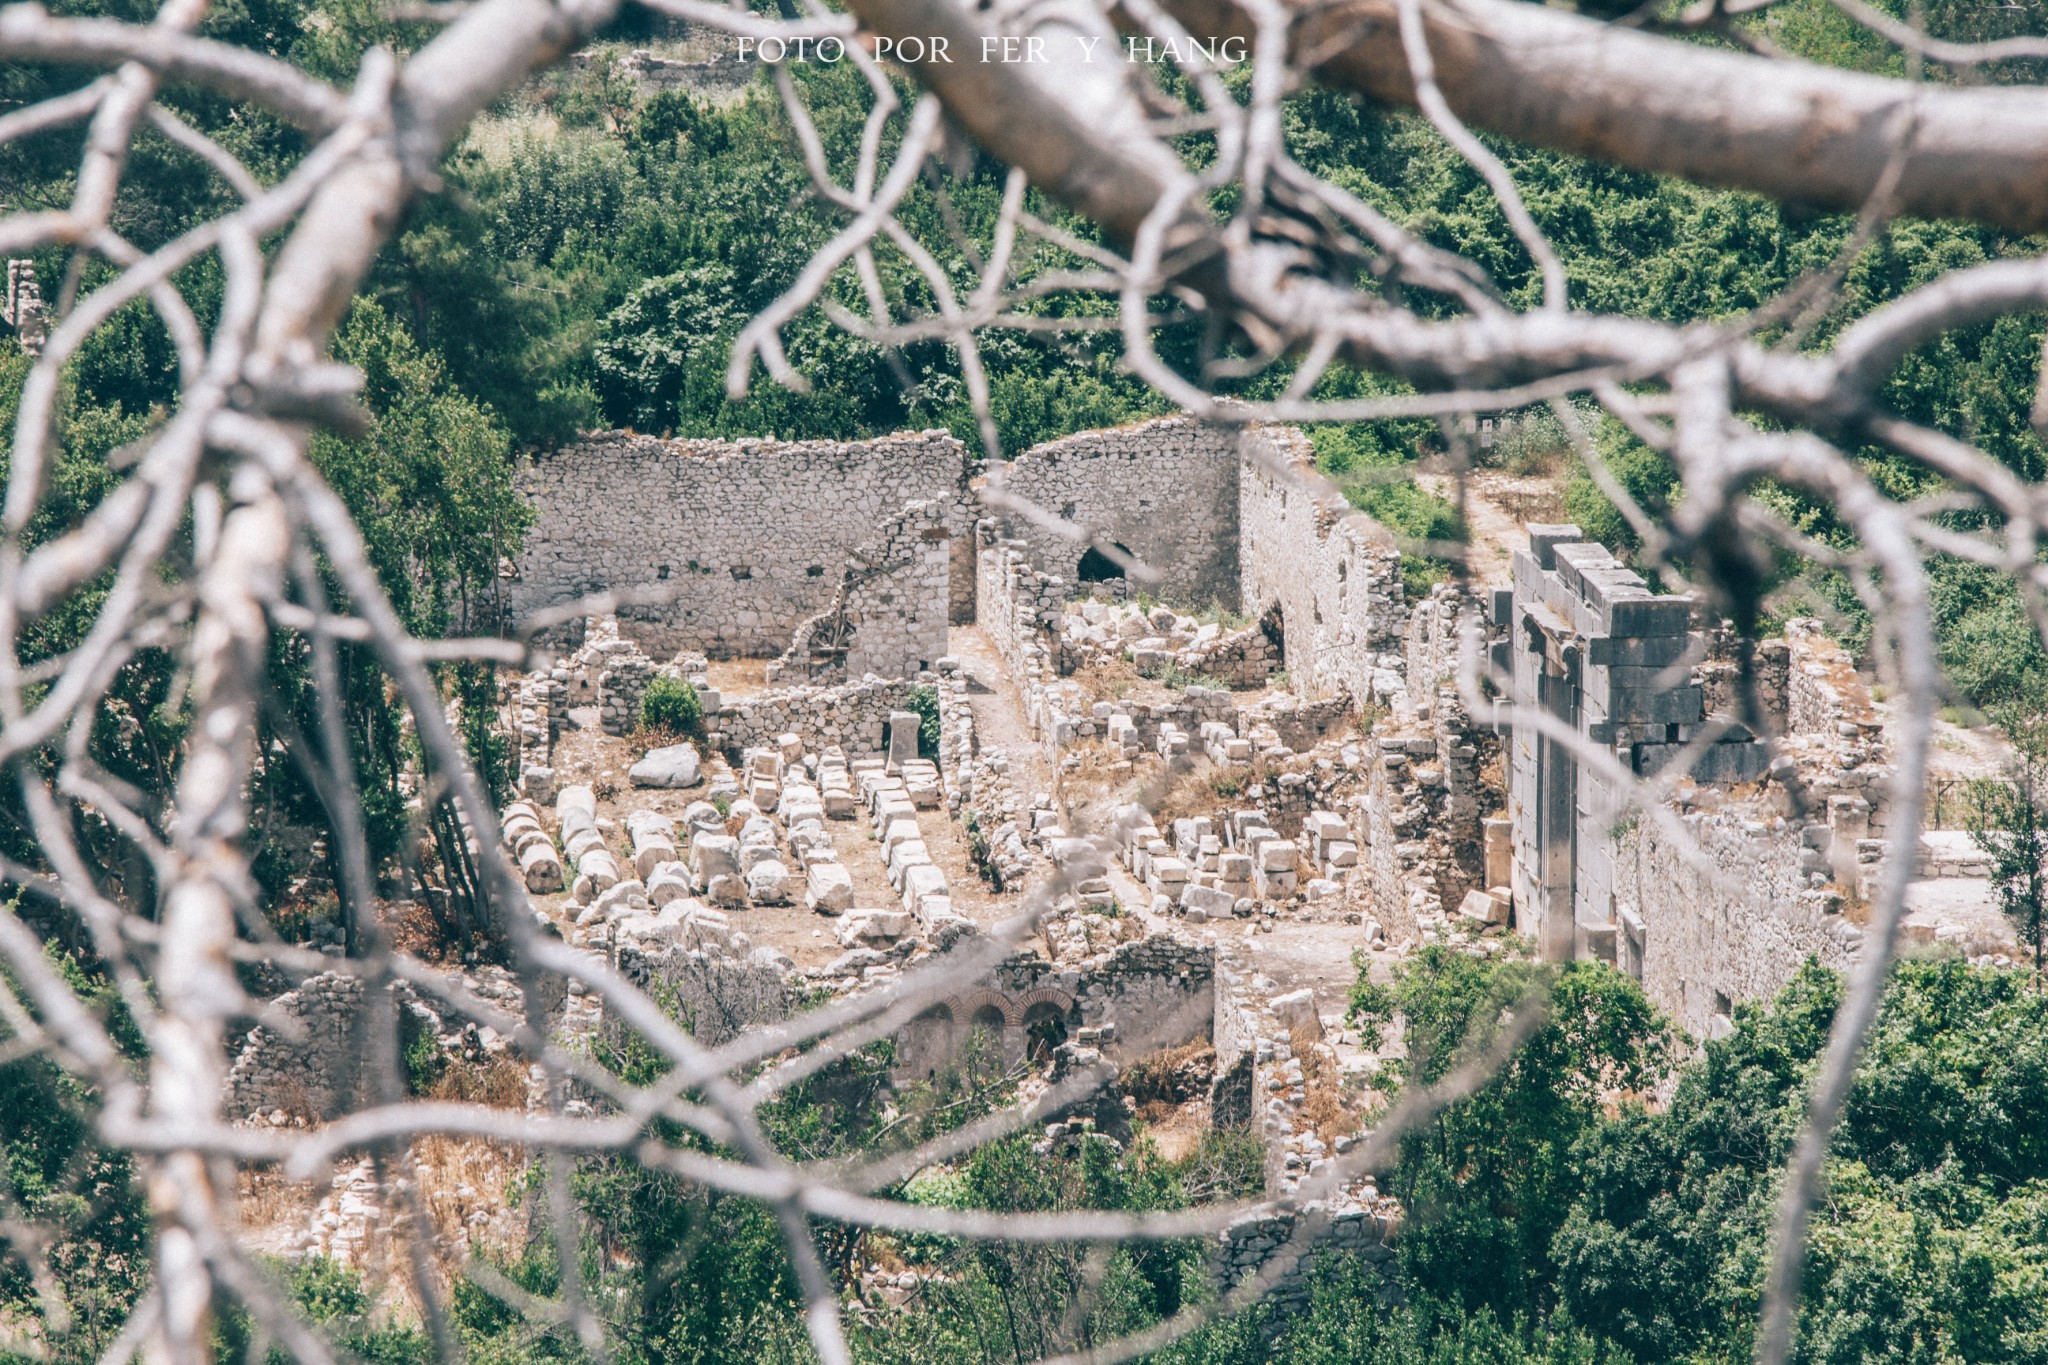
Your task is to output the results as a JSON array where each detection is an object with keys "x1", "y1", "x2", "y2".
[{"x1": 1970, "y1": 712, "x2": 2048, "y2": 974}]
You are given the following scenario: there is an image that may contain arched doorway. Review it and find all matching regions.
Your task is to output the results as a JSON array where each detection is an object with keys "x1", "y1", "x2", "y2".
[
  {"x1": 1022, "y1": 1001, "x2": 1070, "y2": 1062},
  {"x1": 1258, "y1": 601, "x2": 1285, "y2": 656},
  {"x1": 1077, "y1": 542, "x2": 1134, "y2": 582}
]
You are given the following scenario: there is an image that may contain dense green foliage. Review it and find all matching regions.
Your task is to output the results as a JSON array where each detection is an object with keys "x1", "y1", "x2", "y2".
[
  {"x1": 904, "y1": 685, "x2": 942, "y2": 760},
  {"x1": 639, "y1": 674, "x2": 706, "y2": 740}
]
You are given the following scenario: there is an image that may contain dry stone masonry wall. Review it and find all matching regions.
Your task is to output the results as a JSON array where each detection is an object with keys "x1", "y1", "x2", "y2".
[
  {"x1": 769, "y1": 499, "x2": 951, "y2": 685},
  {"x1": 990, "y1": 418, "x2": 1244, "y2": 608},
  {"x1": 509, "y1": 429, "x2": 973, "y2": 655},
  {"x1": 1235, "y1": 426, "x2": 1407, "y2": 701}
]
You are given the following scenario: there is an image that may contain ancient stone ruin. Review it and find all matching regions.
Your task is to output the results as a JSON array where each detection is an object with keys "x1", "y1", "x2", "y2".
[{"x1": 231, "y1": 413, "x2": 2021, "y2": 1280}]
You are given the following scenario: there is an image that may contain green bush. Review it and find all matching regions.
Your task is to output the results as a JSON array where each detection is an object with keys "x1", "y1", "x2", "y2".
[
  {"x1": 906, "y1": 684, "x2": 941, "y2": 759},
  {"x1": 640, "y1": 674, "x2": 704, "y2": 739}
]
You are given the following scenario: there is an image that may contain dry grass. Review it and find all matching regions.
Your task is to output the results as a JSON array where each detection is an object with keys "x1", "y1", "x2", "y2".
[
  {"x1": 1292, "y1": 1029, "x2": 1356, "y2": 1147},
  {"x1": 1137, "y1": 1100, "x2": 1214, "y2": 1164},
  {"x1": 431, "y1": 1055, "x2": 533, "y2": 1109},
  {"x1": 1121, "y1": 1040, "x2": 1216, "y2": 1107}
]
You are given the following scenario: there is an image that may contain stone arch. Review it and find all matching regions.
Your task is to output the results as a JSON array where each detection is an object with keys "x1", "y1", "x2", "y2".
[
  {"x1": 1076, "y1": 542, "x2": 1134, "y2": 583},
  {"x1": 1011, "y1": 986, "x2": 1075, "y2": 1018}
]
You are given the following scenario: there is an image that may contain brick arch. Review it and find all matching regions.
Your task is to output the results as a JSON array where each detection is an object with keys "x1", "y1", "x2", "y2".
[
  {"x1": 1010, "y1": 986, "x2": 1076, "y2": 1019},
  {"x1": 948, "y1": 989, "x2": 1018, "y2": 1031}
]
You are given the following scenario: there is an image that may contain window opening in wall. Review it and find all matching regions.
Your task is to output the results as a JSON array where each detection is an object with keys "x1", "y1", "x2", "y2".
[
  {"x1": 1713, "y1": 990, "x2": 1733, "y2": 1019},
  {"x1": 657, "y1": 564, "x2": 671, "y2": 580},
  {"x1": 1077, "y1": 542, "x2": 1133, "y2": 582}
]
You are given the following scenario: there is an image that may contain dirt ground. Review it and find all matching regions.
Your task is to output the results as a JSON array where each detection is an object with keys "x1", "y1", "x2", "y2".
[{"x1": 1415, "y1": 466, "x2": 1568, "y2": 586}]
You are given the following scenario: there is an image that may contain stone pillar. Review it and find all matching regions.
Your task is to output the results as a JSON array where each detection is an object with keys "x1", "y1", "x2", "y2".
[{"x1": 886, "y1": 710, "x2": 921, "y2": 773}]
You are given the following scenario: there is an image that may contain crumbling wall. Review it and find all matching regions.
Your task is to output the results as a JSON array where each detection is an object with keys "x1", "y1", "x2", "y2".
[
  {"x1": 509, "y1": 429, "x2": 972, "y2": 655},
  {"x1": 1216, "y1": 1204, "x2": 1397, "y2": 1316},
  {"x1": 614, "y1": 942, "x2": 790, "y2": 1049},
  {"x1": 770, "y1": 499, "x2": 951, "y2": 684},
  {"x1": 226, "y1": 973, "x2": 370, "y2": 1121},
  {"x1": 1236, "y1": 426, "x2": 1406, "y2": 702},
  {"x1": 992, "y1": 417, "x2": 1243, "y2": 608},
  {"x1": 705, "y1": 675, "x2": 918, "y2": 761},
  {"x1": 568, "y1": 43, "x2": 758, "y2": 96},
  {"x1": 1613, "y1": 811, "x2": 1861, "y2": 1039},
  {"x1": 1506, "y1": 526, "x2": 1771, "y2": 956},
  {"x1": 975, "y1": 525, "x2": 1063, "y2": 683}
]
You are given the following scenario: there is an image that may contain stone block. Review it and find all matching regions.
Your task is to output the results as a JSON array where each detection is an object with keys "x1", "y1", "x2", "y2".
[
  {"x1": 1607, "y1": 683, "x2": 1704, "y2": 726},
  {"x1": 690, "y1": 832, "x2": 742, "y2": 882},
  {"x1": 746, "y1": 860, "x2": 793, "y2": 905},
  {"x1": 629, "y1": 744, "x2": 702, "y2": 789},
  {"x1": 1526, "y1": 524, "x2": 1584, "y2": 570},
  {"x1": 1455, "y1": 888, "x2": 1509, "y2": 926},
  {"x1": 592, "y1": 879, "x2": 649, "y2": 919},
  {"x1": 1271, "y1": 988, "x2": 1320, "y2": 1037},
  {"x1": 902, "y1": 863, "x2": 948, "y2": 910},
  {"x1": 1255, "y1": 840, "x2": 1297, "y2": 874},
  {"x1": 1586, "y1": 633, "x2": 1694, "y2": 667},
  {"x1": 1147, "y1": 856, "x2": 1191, "y2": 890},
  {"x1": 837, "y1": 909, "x2": 912, "y2": 946},
  {"x1": 806, "y1": 862, "x2": 853, "y2": 914},
  {"x1": 1605, "y1": 594, "x2": 1694, "y2": 637},
  {"x1": 1483, "y1": 818, "x2": 1513, "y2": 889},
  {"x1": 1253, "y1": 867, "x2": 1297, "y2": 899},
  {"x1": 518, "y1": 841, "x2": 563, "y2": 893},
  {"x1": 1181, "y1": 884, "x2": 1236, "y2": 918},
  {"x1": 647, "y1": 861, "x2": 696, "y2": 905},
  {"x1": 887, "y1": 840, "x2": 930, "y2": 885},
  {"x1": 631, "y1": 835, "x2": 677, "y2": 880},
  {"x1": 1303, "y1": 811, "x2": 1347, "y2": 844},
  {"x1": 886, "y1": 710, "x2": 921, "y2": 772}
]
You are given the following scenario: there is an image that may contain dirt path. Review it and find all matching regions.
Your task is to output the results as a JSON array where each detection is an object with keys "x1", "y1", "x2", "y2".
[
  {"x1": 948, "y1": 624, "x2": 1055, "y2": 804},
  {"x1": 1415, "y1": 468, "x2": 1565, "y2": 586}
]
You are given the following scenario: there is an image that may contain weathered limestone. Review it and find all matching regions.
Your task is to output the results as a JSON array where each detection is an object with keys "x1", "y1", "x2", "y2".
[
  {"x1": 508, "y1": 429, "x2": 975, "y2": 655},
  {"x1": 630, "y1": 742, "x2": 702, "y2": 788},
  {"x1": 990, "y1": 417, "x2": 1244, "y2": 606},
  {"x1": 770, "y1": 499, "x2": 951, "y2": 685}
]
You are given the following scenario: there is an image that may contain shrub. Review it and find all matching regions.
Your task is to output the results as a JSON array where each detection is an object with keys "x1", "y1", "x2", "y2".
[
  {"x1": 905, "y1": 684, "x2": 941, "y2": 759},
  {"x1": 639, "y1": 673, "x2": 704, "y2": 738}
]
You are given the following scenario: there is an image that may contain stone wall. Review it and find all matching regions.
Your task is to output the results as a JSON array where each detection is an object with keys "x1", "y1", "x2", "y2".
[
  {"x1": 1506, "y1": 526, "x2": 1772, "y2": 957},
  {"x1": 1236, "y1": 426, "x2": 1407, "y2": 701},
  {"x1": 1612, "y1": 811, "x2": 1861, "y2": 1039},
  {"x1": 226, "y1": 973, "x2": 370, "y2": 1121},
  {"x1": 990, "y1": 418, "x2": 1243, "y2": 609},
  {"x1": 508, "y1": 429, "x2": 972, "y2": 656},
  {"x1": 974, "y1": 525, "x2": 1064, "y2": 685},
  {"x1": 569, "y1": 43, "x2": 759, "y2": 97},
  {"x1": 705, "y1": 675, "x2": 919, "y2": 761},
  {"x1": 770, "y1": 499, "x2": 951, "y2": 685}
]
